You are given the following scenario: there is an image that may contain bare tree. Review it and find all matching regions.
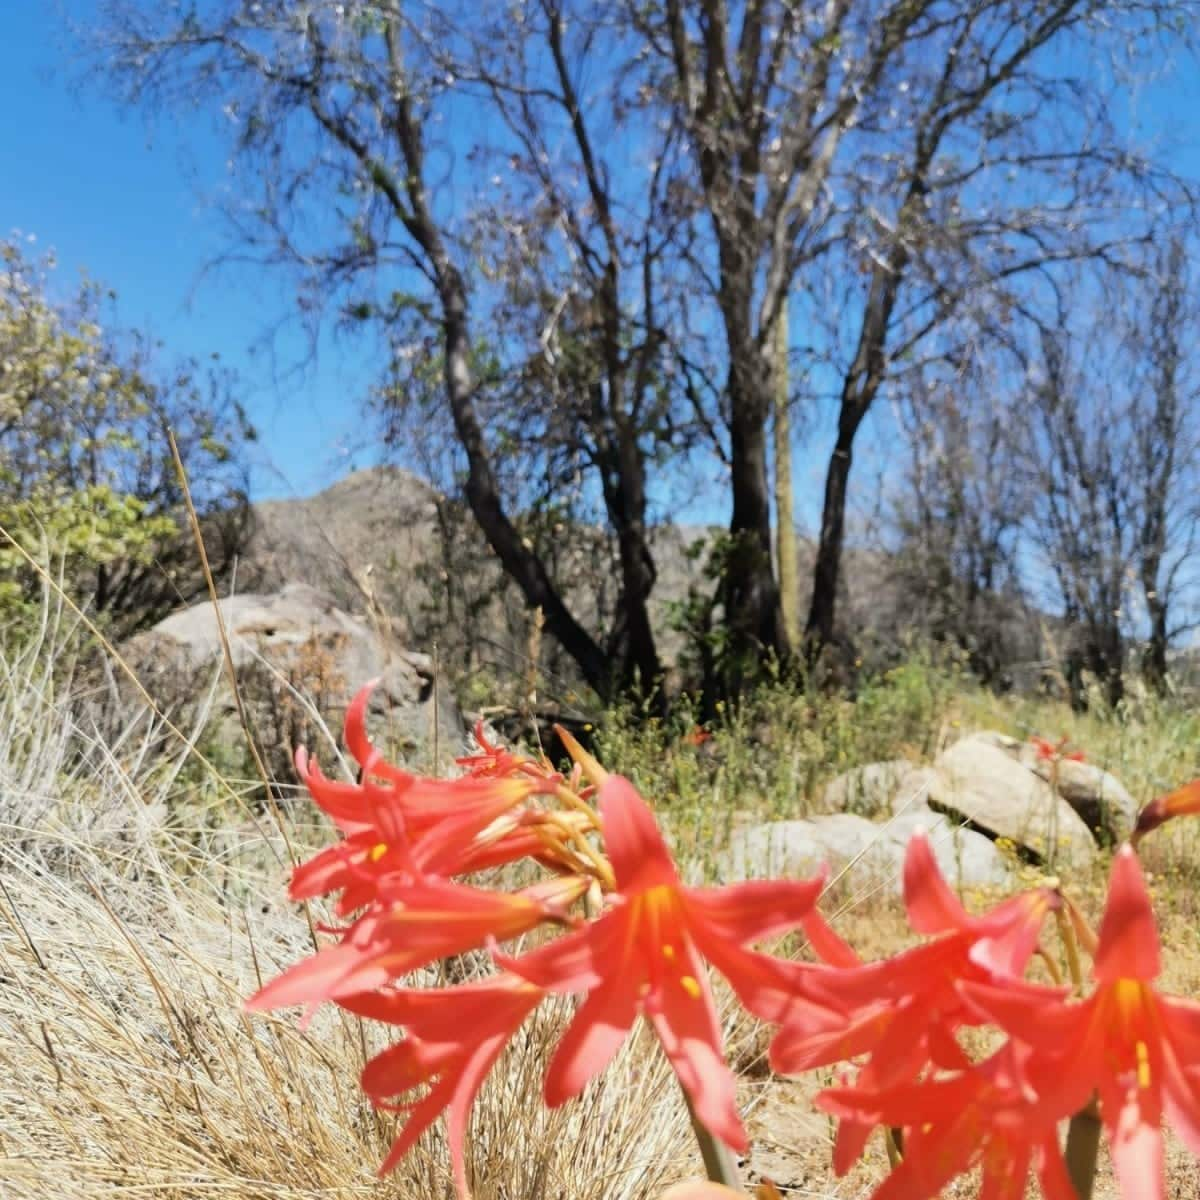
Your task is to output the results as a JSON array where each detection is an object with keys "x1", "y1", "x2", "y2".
[
  {"x1": 1019, "y1": 252, "x2": 1200, "y2": 705},
  {"x1": 86, "y1": 1, "x2": 642, "y2": 694},
  {"x1": 434, "y1": 0, "x2": 711, "y2": 697},
  {"x1": 803, "y1": 0, "x2": 1196, "y2": 658},
  {"x1": 890, "y1": 351, "x2": 1034, "y2": 683},
  {"x1": 632, "y1": 0, "x2": 937, "y2": 681},
  {"x1": 1135, "y1": 238, "x2": 1200, "y2": 690}
]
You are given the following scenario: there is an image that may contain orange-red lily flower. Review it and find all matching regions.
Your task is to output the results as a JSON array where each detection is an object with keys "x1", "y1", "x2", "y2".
[
  {"x1": 246, "y1": 873, "x2": 586, "y2": 1013},
  {"x1": 341, "y1": 974, "x2": 544, "y2": 1196},
  {"x1": 965, "y1": 846, "x2": 1200, "y2": 1199},
  {"x1": 287, "y1": 686, "x2": 563, "y2": 911},
  {"x1": 771, "y1": 831, "x2": 1059, "y2": 1171},
  {"x1": 818, "y1": 1042, "x2": 1076, "y2": 1200},
  {"x1": 1133, "y1": 778, "x2": 1200, "y2": 843},
  {"x1": 455, "y1": 719, "x2": 561, "y2": 782},
  {"x1": 499, "y1": 774, "x2": 832, "y2": 1152},
  {"x1": 1030, "y1": 734, "x2": 1085, "y2": 763}
]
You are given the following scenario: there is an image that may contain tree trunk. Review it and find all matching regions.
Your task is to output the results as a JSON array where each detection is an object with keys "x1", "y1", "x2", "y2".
[
  {"x1": 806, "y1": 420, "x2": 857, "y2": 654},
  {"x1": 805, "y1": 192, "x2": 915, "y2": 659},
  {"x1": 440, "y1": 277, "x2": 612, "y2": 697},
  {"x1": 600, "y1": 400, "x2": 663, "y2": 696},
  {"x1": 724, "y1": 349, "x2": 787, "y2": 692},
  {"x1": 1143, "y1": 597, "x2": 1170, "y2": 694},
  {"x1": 773, "y1": 296, "x2": 801, "y2": 648}
]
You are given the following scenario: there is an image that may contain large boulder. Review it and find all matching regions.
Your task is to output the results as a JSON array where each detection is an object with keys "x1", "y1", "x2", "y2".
[
  {"x1": 817, "y1": 761, "x2": 938, "y2": 818},
  {"x1": 119, "y1": 583, "x2": 464, "y2": 782},
  {"x1": 1024, "y1": 755, "x2": 1139, "y2": 844},
  {"x1": 723, "y1": 810, "x2": 1015, "y2": 895},
  {"x1": 884, "y1": 810, "x2": 1016, "y2": 892},
  {"x1": 945, "y1": 731, "x2": 1139, "y2": 844},
  {"x1": 931, "y1": 739, "x2": 1097, "y2": 868}
]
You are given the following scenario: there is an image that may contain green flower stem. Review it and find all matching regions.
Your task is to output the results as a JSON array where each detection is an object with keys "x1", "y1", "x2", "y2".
[
  {"x1": 682, "y1": 1090, "x2": 742, "y2": 1191},
  {"x1": 1065, "y1": 1098, "x2": 1102, "y2": 1200}
]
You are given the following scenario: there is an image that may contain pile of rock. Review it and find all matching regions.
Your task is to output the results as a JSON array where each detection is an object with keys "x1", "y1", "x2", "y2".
[
  {"x1": 724, "y1": 731, "x2": 1138, "y2": 895},
  {"x1": 118, "y1": 583, "x2": 464, "y2": 783}
]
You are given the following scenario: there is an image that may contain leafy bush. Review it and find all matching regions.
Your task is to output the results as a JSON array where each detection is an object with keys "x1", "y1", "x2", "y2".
[{"x1": 0, "y1": 238, "x2": 253, "y2": 636}]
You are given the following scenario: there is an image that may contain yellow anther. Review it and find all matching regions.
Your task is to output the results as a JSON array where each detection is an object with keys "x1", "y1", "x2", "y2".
[
  {"x1": 662, "y1": 944, "x2": 676, "y2": 961},
  {"x1": 1136, "y1": 1040, "x2": 1152, "y2": 1090},
  {"x1": 680, "y1": 975, "x2": 702, "y2": 999},
  {"x1": 369, "y1": 843, "x2": 388, "y2": 862}
]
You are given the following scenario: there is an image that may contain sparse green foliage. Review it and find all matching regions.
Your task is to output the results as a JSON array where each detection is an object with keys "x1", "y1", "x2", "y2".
[{"x1": 0, "y1": 239, "x2": 253, "y2": 635}]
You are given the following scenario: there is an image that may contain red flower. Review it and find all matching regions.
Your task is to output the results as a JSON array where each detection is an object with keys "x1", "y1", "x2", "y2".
[
  {"x1": 246, "y1": 873, "x2": 586, "y2": 1013},
  {"x1": 499, "y1": 775, "x2": 833, "y2": 1151},
  {"x1": 341, "y1": 974, "x2": 544, "y2": 1196},
  {"x1": 456, "y1": 719, "x2": 559, "y2": 782},
  {"x1": 818, "y1": 1042, "x2": 1076, "y2": 1200},
  {"x1": 286, "y1": 686, "x2": 579, "y2": 913},
  {"x1": 770, "y1": 831, "x2": 1059, "y2": 1171},
  {"x1": 965, "y1": 846, "x2": 1200, "y2": 1199},
  {"x1": 1133, "y1": 778, "x2": 1200, "y2": 843},
  {"x1": 1030, "y1": 734, "x2": 1085, "y2": 763}
]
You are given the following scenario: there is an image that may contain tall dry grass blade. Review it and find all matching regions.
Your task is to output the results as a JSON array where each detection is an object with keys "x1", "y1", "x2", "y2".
[
  {"x1": 0, "y1": 519, "x2": 284, "y2": 866},
  {"x1": 167, "y1": 427, "x2": 297, "y2": 866}
]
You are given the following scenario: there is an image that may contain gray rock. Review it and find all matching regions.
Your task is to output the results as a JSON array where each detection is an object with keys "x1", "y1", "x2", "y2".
[
  {"x1": 725, "y1": 813, "x2": 897, "y2": 882},
  {"x1": 119, "y1": 583, "x2": 464, "y2": 782},
  {"x1": 818, "y1": 761, "x2": 938, "y2": 817},
  {"x1": 931, "y1": 739, "x2": 1097, "y2": 868},
  {"x1": 1026, "y1": 757, "x2": 1139, "y2": 843},
  {"x1": 723, "y1": 809, "x2": 1015, "y2": 895},
  {"x1": 881, "y1": 810, "x2": 1016, "y2": 892}
]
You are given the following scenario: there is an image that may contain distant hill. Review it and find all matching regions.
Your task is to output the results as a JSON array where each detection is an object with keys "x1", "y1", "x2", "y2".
[
  {"x1": 238, "y1": 465, "x2": 1044, "y2": 691},
  {"x1": 240, "y1": 466, "x2": 715, "y2": 687}
]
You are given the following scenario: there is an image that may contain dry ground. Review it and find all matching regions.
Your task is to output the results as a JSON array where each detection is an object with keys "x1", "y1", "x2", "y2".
[{"x1": 5, "y1": 630, "x2": 1200, "y2": 1199}]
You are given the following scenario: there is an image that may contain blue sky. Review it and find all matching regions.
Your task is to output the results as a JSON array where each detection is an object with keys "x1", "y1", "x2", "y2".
[
  {"x1": 3, "y1": 5, "x2": 1199, "y2": 531},
  {"x1": 1, "y1": 5, "x2": 376, "y2": 500}
]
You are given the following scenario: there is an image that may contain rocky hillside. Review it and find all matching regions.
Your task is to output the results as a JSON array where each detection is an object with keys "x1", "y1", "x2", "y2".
[{"x1": 237, "y1": 466, "x2": 1043, "y2": 691}]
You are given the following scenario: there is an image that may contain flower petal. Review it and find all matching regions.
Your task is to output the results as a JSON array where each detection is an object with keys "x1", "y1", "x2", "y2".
[
  {"x1": 498, "y1": 905, "x2": 626, "y2": 992},
  {"x1": 1093, "y1": 846, "x2": 1161, "y2": 983},
  {"x1": 543, "y1": 972, "x2": 639, "y2": 1107},
  {"x1": 903, "y1": 828, "x2": 970, "y2": 935},
  {"x1": 800, "y1": 909, "x2": 862, "y2": 968},
  {"x1": 969, "y1": 888, "x2": 1059, "y2": 978},
  {"x1": 647, "y1": 943, "x2": 746, "y2": 1151},
  {"x1": 377, "y1": 1076, "x2": 457, "y2": 1177},
  {"x1": 683, "y1": 875, "x2": 824, "y2": 944},
  {"x1": 1134, "y1": 778, "x2": 1200, "y2": 841},
  {"x1": 1105, "y1": 1078, "x2": 1165, "y2": 1200},
  {"x1": 957, "y1": 978, "x2": 1079, "y2": 1051},
  {"x1": 598, "y1": 775, "x2": 680, "y2": 892}
]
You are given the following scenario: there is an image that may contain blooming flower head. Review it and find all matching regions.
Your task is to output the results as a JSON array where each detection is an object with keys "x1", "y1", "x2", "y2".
[
  {"x1": 771, "y1": 830, "x2": 1059, "y2": 1170},
  {"x1": 818, "y1": 1042, "x2": 1076, "y2": 1200},
  {"x1": 966, "y1": 845, "x2": 1200, "y2": 1199},
  {"x1": 500, "y1": 774, "x2": 834, "y2": 1152},
  {"x1": 247, "y1": 872, "x2": 586, "y2": 1013},
  {"x1": 1030, "y1": 734, "x2": 1085, "y2": 763}
]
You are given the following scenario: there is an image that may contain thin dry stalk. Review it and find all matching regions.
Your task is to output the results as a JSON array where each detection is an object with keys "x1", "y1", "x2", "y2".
[{"x1": 167, "y1": 428, "x2": 297, "y2": 866}]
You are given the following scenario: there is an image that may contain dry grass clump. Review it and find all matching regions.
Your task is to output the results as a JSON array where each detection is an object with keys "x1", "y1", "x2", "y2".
[
  {"x1": 0, "y1": 839, "x2": 696, "y2": 1199},
  {"x1": 6, "y1": 595, "x2": 1200, "y2": 1200},
  {"x1": 0, "y1": 612, "x2": 698, "y2": 1200}
]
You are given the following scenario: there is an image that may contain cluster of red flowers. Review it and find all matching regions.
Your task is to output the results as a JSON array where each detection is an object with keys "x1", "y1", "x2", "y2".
[{"x1": 249, "y1": 686, "x2": 1200, "y2": 1199}]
